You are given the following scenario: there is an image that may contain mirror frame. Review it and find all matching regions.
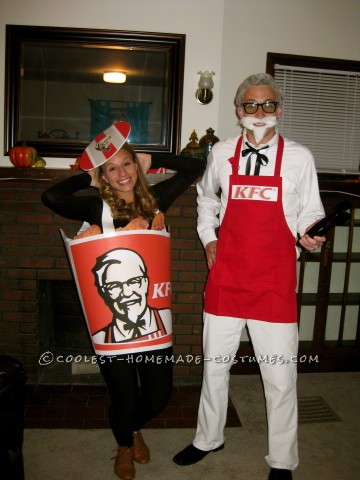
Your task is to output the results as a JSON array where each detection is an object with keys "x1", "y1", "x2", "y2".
[{"x1": 4, "y1": 24, "x2": 186, "y2": 158}]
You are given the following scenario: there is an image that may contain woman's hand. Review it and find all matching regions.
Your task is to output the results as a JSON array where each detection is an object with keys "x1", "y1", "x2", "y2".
[
  {"x1": 88, "y1": 169, "x2": 100, "y2": 189},
  {"x1": 205, "y1": 240, "x2": 217, "y2": 269},
  {"x1": 151, "y1": 211, "x2": 165, "y2": 230},
  {"x1": 136, "y1": 153, "x2": 152, "y2": 174}
]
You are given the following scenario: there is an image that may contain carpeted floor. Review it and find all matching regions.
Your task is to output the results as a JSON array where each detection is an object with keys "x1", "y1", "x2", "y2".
[
  {"x1": 23, "y1": 383, "x2": 241, "y2": 429},
  {"x1": 22, "y1": 372, "x2": 360, "y2": 480}
]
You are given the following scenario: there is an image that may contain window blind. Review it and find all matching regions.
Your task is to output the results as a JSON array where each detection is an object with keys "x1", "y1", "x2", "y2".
[{"x1": 274, "y1": 65, "x2": 360, "y2": 173}]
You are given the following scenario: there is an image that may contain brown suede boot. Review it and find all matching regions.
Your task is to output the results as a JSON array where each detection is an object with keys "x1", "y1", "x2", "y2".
[
  {"x1": 132, "y1": 431, "x2": 150, "y2": 464},
  {"x1": 113, "y1": 446, "x2": 135, "y2": 480}
]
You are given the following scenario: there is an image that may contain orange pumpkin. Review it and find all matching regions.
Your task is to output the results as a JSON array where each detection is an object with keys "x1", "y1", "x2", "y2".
[{"x1": 9, "y1": 146, "x2": 38, "y2": 167}]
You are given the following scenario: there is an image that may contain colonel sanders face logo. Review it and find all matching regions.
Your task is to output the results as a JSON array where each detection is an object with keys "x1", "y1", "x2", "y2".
[{"x1": 92, "y1": 248, "x2": 149, "y2": 324}]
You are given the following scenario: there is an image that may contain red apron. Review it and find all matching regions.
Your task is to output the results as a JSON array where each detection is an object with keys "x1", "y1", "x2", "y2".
[{"x1": 204, "y1": 136, "x2": 297, "y2": 323}]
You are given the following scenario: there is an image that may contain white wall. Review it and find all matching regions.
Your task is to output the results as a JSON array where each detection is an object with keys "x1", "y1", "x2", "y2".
[
  {"x1": 0, "y1": 0, "x2": 224, "y2": 167},
  {"x1": 0, "y1": 0, "x2": 359, "y2": 168},
  {"x1": 218, "y1": 0, "x2": 360, "y2": 140}
]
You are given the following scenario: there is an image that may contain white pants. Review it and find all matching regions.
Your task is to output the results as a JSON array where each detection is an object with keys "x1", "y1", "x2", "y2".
[{"x1": 194, "y1": 313, "x2": 299, "y2": 471}]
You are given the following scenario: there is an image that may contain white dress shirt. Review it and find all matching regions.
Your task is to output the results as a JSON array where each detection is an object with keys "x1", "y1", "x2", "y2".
[{"x1": 197, "y1": 131, "x2": 325, "y2": 251}]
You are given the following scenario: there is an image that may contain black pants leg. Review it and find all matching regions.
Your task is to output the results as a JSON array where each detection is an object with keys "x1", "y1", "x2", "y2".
[{"x1": 98, "y1": 347, "x2": 173, "y2": 447}]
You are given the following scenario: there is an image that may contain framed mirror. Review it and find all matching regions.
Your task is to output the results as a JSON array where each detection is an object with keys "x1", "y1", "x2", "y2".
[{"x1": 4, "y1": 25, "x2": 185, "y2": 158}]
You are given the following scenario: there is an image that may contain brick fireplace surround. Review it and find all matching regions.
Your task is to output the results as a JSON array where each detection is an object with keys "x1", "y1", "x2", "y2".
[{"x1": 0, "y1": 166, "x2": 209, "y2": 384}]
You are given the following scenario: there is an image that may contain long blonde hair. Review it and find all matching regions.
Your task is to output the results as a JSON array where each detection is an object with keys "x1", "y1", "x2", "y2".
[{"x1": 97, "y1": 143, "x2": 158, "y2": 223}]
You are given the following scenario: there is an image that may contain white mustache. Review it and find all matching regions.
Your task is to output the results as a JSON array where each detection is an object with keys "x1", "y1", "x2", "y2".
[
  {"x1": 240, "y1": 116, "x2": 277, "y2": 143},
  {"x1": 240, "y1": 115, "x2": 277, "y2": 128}
]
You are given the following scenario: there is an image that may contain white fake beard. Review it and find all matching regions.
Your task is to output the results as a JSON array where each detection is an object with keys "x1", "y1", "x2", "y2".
[{"x1": 240, "y1": 116, "x2": 277, "y2": 144}]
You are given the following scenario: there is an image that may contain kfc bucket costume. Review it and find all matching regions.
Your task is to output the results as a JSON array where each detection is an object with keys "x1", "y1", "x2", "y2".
[
  {"x1": 41, "y1": 121, "x2": 205, "y2": 467},
  {"x1": 61, "y1": 228, "x2": 172, "y2": 356}
]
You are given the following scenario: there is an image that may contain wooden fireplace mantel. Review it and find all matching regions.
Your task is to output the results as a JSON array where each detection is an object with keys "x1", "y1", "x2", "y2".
[
  {"x1": 0, "y1": 166, "x2": 172, "y2": 185},
  {"x1": 0, "y1": 166, "x2": 359, "y2": 189}
]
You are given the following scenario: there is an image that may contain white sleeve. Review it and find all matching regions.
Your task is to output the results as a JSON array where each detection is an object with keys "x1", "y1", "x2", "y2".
[
  {"x1": 196, "y1": 151, "x2": 221, "y2": 248},
  {"x1": 296, "y1": 151, "x2": 325, "y2": 236}
]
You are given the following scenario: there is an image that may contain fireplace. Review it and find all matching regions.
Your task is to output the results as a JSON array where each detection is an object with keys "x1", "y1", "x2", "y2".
[{"x1": 38, "y1": 279, "x2": 103, "y2": 383}]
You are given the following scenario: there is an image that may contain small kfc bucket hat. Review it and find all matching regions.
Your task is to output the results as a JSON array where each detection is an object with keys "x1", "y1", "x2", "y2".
[{"x1": 79, "y1": 121, "x2": 131, "y2": 171}]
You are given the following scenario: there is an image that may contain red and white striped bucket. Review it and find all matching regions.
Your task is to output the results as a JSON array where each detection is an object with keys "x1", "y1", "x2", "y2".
[{"x1": 61, "y1": 229, "x2": 172, "y2": 356}]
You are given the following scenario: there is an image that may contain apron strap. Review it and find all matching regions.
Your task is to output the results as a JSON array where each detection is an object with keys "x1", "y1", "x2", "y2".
[
  {"x1": 228, "y1": 136, "x2": 243, "y2": 175},
  {"x1": 274, "y1": 135, "x2": 284, "y2": 176}
]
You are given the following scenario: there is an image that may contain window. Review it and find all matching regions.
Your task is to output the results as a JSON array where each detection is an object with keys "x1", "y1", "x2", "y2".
[{"x1": 267, "y1": 53, "x2": 360, "y2": 174}]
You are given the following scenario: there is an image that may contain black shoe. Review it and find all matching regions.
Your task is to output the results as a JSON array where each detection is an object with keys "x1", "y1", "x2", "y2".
[
  {"x1": 172, "y1": 443, "x2": 224, "y2": 466},
  {"x1": 268, "y1": 468, "x2": 292, "y2": 479}
]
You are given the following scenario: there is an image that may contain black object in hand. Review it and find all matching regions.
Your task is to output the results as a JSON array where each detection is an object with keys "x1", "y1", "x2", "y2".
[{"x1": 306, "y1": 201, "x2": 352, "y2": 238}]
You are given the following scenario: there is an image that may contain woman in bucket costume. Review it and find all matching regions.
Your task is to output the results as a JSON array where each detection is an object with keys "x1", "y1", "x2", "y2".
[{"x1": 42, "y1": 122, "x2": 205, "y2": 480}]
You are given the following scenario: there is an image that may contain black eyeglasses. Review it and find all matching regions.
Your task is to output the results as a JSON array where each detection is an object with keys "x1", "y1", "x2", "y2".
[
  {"x1": 102, "y1": 276, "x2": 144, "y2": 295},
  {"x1": 242, "y1": 101, "x2": 278, "y2": 114}
]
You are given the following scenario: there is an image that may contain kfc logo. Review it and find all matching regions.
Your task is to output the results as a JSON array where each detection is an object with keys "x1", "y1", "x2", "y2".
[
  {"x1": 231, "y1": 185, "x2": 278, "y2": 202},
  {"x1": 152, "y1": 282, "x2": 172, "y2": 299},
  {"x1": 95, "y1": 135, "x2": 112, "y2": 152}
]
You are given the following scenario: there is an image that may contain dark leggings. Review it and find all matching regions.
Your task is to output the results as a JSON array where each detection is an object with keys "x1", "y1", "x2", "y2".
[{"x1": 98, "y1": 347, "x2": 173, "y2": 447}]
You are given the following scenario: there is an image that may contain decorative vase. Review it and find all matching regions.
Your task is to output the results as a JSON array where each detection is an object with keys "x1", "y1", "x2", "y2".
[
  {"x1": 199, "y1": 127, "x2": 220, "y2": 156},
  {"x1": 181, "y1": 130, "x2": 206, "y2": 160}
]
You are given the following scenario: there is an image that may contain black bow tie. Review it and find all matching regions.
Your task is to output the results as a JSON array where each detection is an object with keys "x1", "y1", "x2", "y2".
[
  {"x1": 123, "y1": 318, "x2": 146, "y2": 339},
  {"x1": 242, "y1": 142, "x2": 269, "y2": 175}
]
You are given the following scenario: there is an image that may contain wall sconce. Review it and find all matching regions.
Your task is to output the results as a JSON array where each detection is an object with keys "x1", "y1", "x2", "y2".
[
  {"x1": 196, "y1": 70, "x2": 215, "y2": 105},
  {"x1": 103, "y1": 71, "x2": 127, "y2": 83}
]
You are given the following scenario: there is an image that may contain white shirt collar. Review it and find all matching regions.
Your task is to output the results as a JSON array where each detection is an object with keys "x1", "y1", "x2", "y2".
[{"x1": 243, "y1": 130, "x2": 279, "y2": 149}]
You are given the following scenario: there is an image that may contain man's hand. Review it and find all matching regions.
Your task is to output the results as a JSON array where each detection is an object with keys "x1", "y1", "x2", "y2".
[
  {"x1": 298, "y1": 234, "x2": 326, "y2": 251},
  {"x1": 205, "y1": 240, "x2": 217, "y2": 269},
  {"x1": 299, "y1": 220, "x2": 327, "y2": 251}
]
